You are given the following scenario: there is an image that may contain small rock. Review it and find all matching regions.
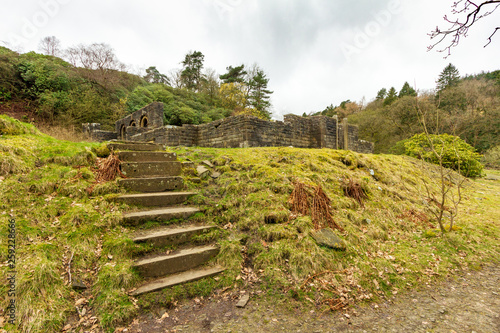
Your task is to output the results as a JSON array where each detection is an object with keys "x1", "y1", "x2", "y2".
[
  {"x1": 189, "y1": 177, "x2": 201, "y2": 184},
  {"x1": 361, "y1": 218, "x2": 371, "y2": 225},
  {"x1": 211, "y1": 171, "x2": 221, "y2": 179},
  {"x1": 182, "y1": 161, "x2": 195, "y2": 169},
  {"x1": 202, "y1": 160, "x2": 214, "y2": 168},
  {"x1": 197, "y1": 165, "x2": 210, "y2": 178},
  {"x1": 72, "y1": 279, "x2": 87, "y2": 291},
  {"x1": 236, "y1": 294, "x2": 250, "y2": 308},
  {"x1": 311, "y1": 228, "x2": 346, "y2": 250}
]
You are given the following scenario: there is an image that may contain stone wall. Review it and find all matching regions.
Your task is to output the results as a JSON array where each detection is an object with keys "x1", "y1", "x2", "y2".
[
  {"x1": 82, "y1": 123, "x2": 117, "y2": 141},
  {"x1": 124, "y1": 111, "x2": 373, "y2": 153},
  {"x1": 115, "y1": 102, "x2": 164, "y2": 139},
  {"x1": 85, "y1": 102, "x2": 374, "y2": 153}
]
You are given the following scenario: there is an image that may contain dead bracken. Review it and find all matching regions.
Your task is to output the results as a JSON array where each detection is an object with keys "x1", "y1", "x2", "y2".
[
  {"x1": 94, "y1": 152, "x2": 125, "y2": 183},
  {"x1": 289, "y1": 180, "x2": 344, "y2": 231},
  {"x1": 341, "y1": 178, "x2": 368, "y2": 207}
]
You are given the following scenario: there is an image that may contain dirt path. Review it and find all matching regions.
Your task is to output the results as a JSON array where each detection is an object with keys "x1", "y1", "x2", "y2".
[{"x1": 125, "y1": 263, "x2": 500, "y2": 333}]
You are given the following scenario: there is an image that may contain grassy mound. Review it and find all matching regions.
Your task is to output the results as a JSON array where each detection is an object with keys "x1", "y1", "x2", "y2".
[
  {"x1": 0, "y1": 117, "x2": 499, "y2": 332},
  {"x1": 150, "y1": 146, "x2": 500, "y2": 311}
]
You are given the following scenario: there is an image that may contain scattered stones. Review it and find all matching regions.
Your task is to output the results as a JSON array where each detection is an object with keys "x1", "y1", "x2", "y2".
[
  {"x1": 311, "y1": 228, "x2": 346, "y2": 250},
  {"x1": 211, "y1": 171, "x2": 221, "y2": 179},
  {"x1": 236, "y1": 294, "x2": 250, "y2": 308},
  {"x1": 197, "y1": 165, "x2": 210, "y2": 178},
  {"x1": 71, "y1": 278, "x2": 87, "y2": 291},
  {"x1": 202, "y1": 160, "x2": 214, "y2": 168},
  {"x1": 182, "y1": 161, "x2": 195, "y2": 169},
  {"x1": 361, "y1": 218, "x2": 372, "y2": 225}
]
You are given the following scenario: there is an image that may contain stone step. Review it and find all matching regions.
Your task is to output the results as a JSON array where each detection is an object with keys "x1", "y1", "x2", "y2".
[
  {"x1": 116, "y1": 192, "x2": 196, "y2": 207},
  {"x1": 120, "y1": 162, "x2": 181, "y2": 178},
  {"x1": 122, "y1": 207, "x2": 200, "y2": 225},
  {"x1": 133, "y1": 225, "x2": 216, "y2": 247},
  {"x1": 117, "y1": 151, "x2": 177, "y2": 162},
  {"x1": 133, "y1": 245, "x2": 219, "y2": 278},
  {"x1": 130, "y1": 266, "x2": 225, "y2": 296},
  {"x1": 118, "y1": 176, "x2": 184, "y2": 192},
  {"x1": 108, "y1": 142, "x2": 165, "y2": 151}
]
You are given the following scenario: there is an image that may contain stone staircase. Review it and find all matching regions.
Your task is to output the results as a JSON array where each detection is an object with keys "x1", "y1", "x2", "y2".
[{"x1": 108, "y1": 142, "x2": 224, "y2": 296}]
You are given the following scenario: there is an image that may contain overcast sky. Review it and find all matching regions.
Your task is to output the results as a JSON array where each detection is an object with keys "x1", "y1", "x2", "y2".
[{"x1": 1, "y1": 0, "x2": 499, "y2": 119}]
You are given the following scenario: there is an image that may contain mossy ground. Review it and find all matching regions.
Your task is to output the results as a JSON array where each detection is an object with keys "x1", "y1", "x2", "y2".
[{"x1": 0, "y1": 117, "x2": 499, "y2": 332}]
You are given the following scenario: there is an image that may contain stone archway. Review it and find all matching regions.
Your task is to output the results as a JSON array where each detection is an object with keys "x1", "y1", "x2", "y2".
[
  {"x1": 140, "y1": 115, "x2": 148, "y2": 128},
  {"x1": 130, "y1": 120, "x2": 137, "y2": 127},
  {"x1": 120, "y1": 124, "x2": 126, "y2": 140}
]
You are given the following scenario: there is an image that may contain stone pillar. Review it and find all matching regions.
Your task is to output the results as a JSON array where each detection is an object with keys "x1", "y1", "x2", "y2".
[{"x1": 342, "y1": 118, "x2": 348, "y2": 150}]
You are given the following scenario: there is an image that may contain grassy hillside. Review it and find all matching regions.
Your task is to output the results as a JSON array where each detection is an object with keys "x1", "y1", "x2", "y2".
[{"x1": 0, "y1": 116, "x2": 499, "y2": 332}]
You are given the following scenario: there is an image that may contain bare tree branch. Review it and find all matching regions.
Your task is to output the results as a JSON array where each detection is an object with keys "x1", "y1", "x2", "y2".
[{"x1": 428, "y1": 0, "x2": 500, "y2": 57}]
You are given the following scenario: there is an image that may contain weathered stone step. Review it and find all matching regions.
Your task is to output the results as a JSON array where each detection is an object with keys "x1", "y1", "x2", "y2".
[
  {"x1": 120, "y1": 162, "x2": 181, "y2": 178},
  {"x1": 122, "y1": 207, "x2": 200, "y2": 225},
  {"x1": 108, "y1": 142, "x2": 165, "y2": 152},
  {"x1": 118, "y1": 176, "x2": 184, "y2": 192},
  {"x1": 116, "y1": 192, "x2": 196, "y2": 207},
  {"x1": 133, "y1": 225, "x2": 216, "y2": 247},
  {"x1": 117, "y1": 151, "x2": 177, "y2": 162},
  {"x1": 134, "y1": 245, "x2": 219, "y2": 278},
  {"x1": 130, "y1": 266, "x2": 225, "y2": 296}
]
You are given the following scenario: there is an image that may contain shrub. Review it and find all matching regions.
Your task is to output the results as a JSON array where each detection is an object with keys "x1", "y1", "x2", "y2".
[
  {"x1": 403, "y1": 133, "x2": 483, "y2": 177},
  {"x1": 482, "y1": 145, "x2": 500, "y2": 169}
]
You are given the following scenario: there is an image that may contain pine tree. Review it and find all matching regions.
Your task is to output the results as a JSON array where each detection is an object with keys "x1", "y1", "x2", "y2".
[
  {"x1": 376, "y1": 88, "x2": 387, "y2": 100},
  {"x1": 436, "y1": 63, "x2": 460, "y2": 91},
  {"x1": 219, "y1": 65, "x2": 247, "y2": 84},
  {"x1": 144, "y1": 66, "x2": 169, "y2": 84},
  {"x1": 247, "y1": 69, "x2": 273, "y2": 119},
  {"x1": 398, "y1": 82, "x2": 417, "y2": 97},
  {"x1": 180, "y1": 51, "x2": 205, "y2": 91},
  {"x1": 383, "y1": 87, "x2": 398, "y2": 106}
]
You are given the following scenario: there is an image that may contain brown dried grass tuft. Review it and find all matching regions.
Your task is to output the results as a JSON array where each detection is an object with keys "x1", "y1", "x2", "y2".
[
  {"x1": 312, "y1": 184, "x2": 344, "y2": 232},
  {"x1": 95, "y1": 152, "x2": 124, "y2": 183},
  {"x1": 342, "y1": 178, "x2": 368, "y2": 207},
  {"x1": 288, "y1": 180, "x2": 310, "y2": 216},
  {"x1": 289, "y1": 180, "x2": 343, "y2": 231},
  {"x1": 87, "y1": 152, "x2": 125, "y2": 194}
]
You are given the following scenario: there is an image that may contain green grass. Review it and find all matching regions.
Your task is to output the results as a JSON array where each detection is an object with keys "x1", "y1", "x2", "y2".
[{"x1": 0, "y1": 116, "x2": 499, "y2": 332}]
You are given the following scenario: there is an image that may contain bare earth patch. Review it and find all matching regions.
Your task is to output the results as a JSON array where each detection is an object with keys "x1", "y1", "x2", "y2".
[{"x1": 124, "y1": 264, "x2": 500, "y2": 332}]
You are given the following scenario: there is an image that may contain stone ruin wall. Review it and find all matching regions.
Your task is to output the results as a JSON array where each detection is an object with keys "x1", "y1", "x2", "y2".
[{"x1": 84, "y1": 102, "x2": 374, "y2": 153}]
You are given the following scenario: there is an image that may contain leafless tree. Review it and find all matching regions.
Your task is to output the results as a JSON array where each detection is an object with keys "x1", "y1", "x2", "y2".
[
  {"x1": 429, "y1": 1, "x2": 500, "y2": 56},
  {"x1": 168, "y1": 68, "x2": 184, "y2": 89},
  {"x1": 38, "y1": 36, "x2": 61, "y2": 57},
  {"x1": 64, "y1": 43, "x2": 126, "y2": 89},
  {"x1": 415, "y1": 95, "x2": 467, "y2": 233},
  {"x1": 65, "y1": 43, "x2": 124, "y2": 71}
]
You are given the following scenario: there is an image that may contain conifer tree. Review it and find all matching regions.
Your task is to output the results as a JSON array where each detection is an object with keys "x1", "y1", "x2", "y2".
[
  {"x1": 219, "y1": 65, "x2": 247, "y2": 84},
  {"x1": 436, "y1": 63, "x2": 460, "y2": 91},
  {"x1": 376, "y1": 88, "x2": 387, "y2": 100},
  {"x1": 383, "y1": 87, "x2": 398, "y2": 106},
  {"x1": 398, "y1": 82, "x2": 417, "y2": 97},
  {"x1": 247, "y1": 69, "x2": 273, "y2": 119},
  {"x1": 180, "y1": 51, "x2": 205, "y2": 91}
]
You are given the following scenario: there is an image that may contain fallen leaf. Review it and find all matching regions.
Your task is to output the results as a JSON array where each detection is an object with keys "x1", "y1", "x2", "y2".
[{"x1": 75, "y1": 298, "x2": 87, "y2": 306}]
